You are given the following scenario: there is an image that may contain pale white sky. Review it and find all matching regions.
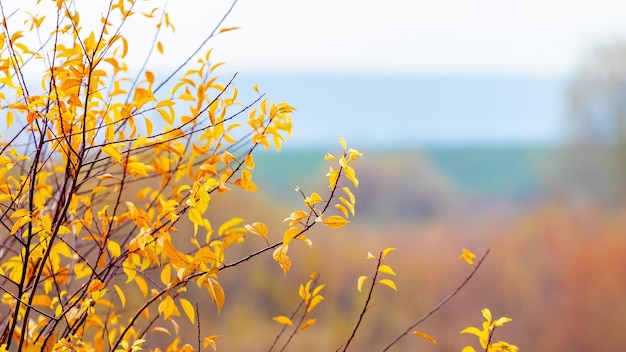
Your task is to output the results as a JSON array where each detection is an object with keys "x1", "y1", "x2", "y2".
[
  {"x1": 11, "y1": 0, "x2": 626, "y2": 76},
  {"x1": 166, "y1": 0, "x2": 626, "y2": 76}
]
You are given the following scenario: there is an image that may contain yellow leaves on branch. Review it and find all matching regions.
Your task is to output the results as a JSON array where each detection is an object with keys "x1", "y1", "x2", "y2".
[
  {"x1": 358, "y1": 248, "x2": 398, "y2": 292},
  {"x1": 461, "y1": 308, "x2": 517, "y2": 352}
]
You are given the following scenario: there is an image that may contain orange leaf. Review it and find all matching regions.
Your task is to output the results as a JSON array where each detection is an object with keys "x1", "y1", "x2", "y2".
[{"x1": 412, "y1": 331, "x2": 437, "y2": 344}]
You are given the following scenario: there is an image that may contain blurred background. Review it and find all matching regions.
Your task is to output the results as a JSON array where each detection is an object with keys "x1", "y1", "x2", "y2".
[
  {"x1": 162, "y1": 1, "x2": 626, "y2": 351},
  {"x1": 14, "y1": 0, "x2": 626, "y2": 350}
]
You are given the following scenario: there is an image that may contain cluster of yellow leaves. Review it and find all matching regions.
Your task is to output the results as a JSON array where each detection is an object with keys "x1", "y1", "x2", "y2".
[
  {"x1": 0, "y1": 0, "x2": 295, "y2": 350},
  {"x1": 272, "y1": 138, "x2": 362, "y2": 274},
  {"x1": 272, "y1": 272, "x2": 324, "y2": 343},
  {"x1": 357, "y1": 247, "x2": 398, "y2": 292},
  {"x1": 461, "y1": 308, "x2": 518, "y2": 352}
]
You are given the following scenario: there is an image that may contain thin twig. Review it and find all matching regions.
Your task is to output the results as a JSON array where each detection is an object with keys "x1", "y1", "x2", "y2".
[{"x1": 380, "y1": 249, "x2": 490, "y2": 352}]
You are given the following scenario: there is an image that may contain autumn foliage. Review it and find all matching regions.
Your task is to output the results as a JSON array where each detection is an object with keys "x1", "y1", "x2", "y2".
[{"x1": 0, "y1": 1, "x2": 515, "y2": 351}]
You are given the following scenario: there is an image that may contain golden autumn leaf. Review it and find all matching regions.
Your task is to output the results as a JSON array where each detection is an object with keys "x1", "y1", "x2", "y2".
[
  {"x1": 179, "y1": 298, "x2": 195, "y2": 324},
  {"x1": 273, "y1": 245, "x2": 291, "y2": 275},
  {"x1": 379, "y1": 279, "x2": 397, "y2": 291},
  {"x1": 300, "y1": 318, "x2": 317, "y2": 331},
  {"x1": 245, "y1": 222, "x2": 268, "y2": 240},
  {"x1": 357, "y1": 275, "x2": 369, "y2": 292},
  {"x1": 378, "y1": 264, "x2": 396, "y2": 276},
  {"x1": 114, "y1": 284, "x2": 126, "y2": 308},
  {"x1": 205, "y1": 278, "x2": 225, "y2": 314},
  {"x1": 412, "y1": 331, "x2": 437, "y2": 344},
  {"x1": 272, "y1": 315, "x2": 293, "y2": 326},
  {"x1": 338, "y1": 137, "x2": 347, "y2": 150},
  {"x1": 203, "y1": 335, "x2": 221, "y2": 351},
  {"x1": 459, "y1": 248, "x2": 477, "y2": 265},
  {"x1": 163, "y1": 239, "x2": 190, "y2": 268},
  {"x1": 322, "y1": 215, "x2": 350, "y2": 229},
  {"x1": 382, "y1": 247, "x2": 396, "y2": 259}
]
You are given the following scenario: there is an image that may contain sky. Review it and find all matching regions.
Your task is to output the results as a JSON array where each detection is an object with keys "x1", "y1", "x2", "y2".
[{"x1": 162, "y1": 0, "x2": 626, "y2": 76}]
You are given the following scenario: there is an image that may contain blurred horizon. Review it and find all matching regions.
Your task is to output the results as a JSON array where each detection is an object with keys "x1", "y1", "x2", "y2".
[{"x1": 224, "y1": 72, "x2": 569, "y2": 149}]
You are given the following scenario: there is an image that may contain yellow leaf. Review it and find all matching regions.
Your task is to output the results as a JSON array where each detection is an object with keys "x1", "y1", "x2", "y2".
[
  {"x1": 493, "y1": 316, "x2": 513, "y2": 327},
  {"x1": 205, "y1": 278, "x2": 225, "y2": 314},
  {"x1": 158, "y1": 295, "x2": 180, "y2": 320},
  {"x1": 378, "y1": 264, "x2": 396, "y2": 276},
  {"x1": 357, "y1": 276, "x2": 368, "y2": 292},
  {"x1": 219, "y1": 26, "x2": 240, "y2": 33},
  {"x1": 324, "y1": 153, "x2": 336, "y2": 160},
  {"x1": 342, "y1": 186, "x2": 355, "y2": 205},
  {"x1": 338, "y1": 197, "x2": 355, "y2": 217},
  {"x1": 272, "y1": 245, "x2": 291, "y2": 275},
  {"x1": 114, "y1": 284, "x2": 126, "y2": 308},
  {"x1": 366, "y1": 252, "x2": 376, "y2": 259},
  {"x1": 179, "y1": 298, "x2": 195, "y2": 324},
  {"x1": 6, "y1": 110, "x2": 13, "y2": 128},
  {"x1": 245, "y1": 222, "x2": 268, "y2": 240},
  {"x1": 244, "y1": 154, "x2": 255, "y2": 169},
  {"x1": 412, "y1": 331, "x2": 437, "y2": 344},
  {"x1": 327, "y1": 166, "x2": 339, "y2": 190},
  {"x1": 163, "y1": 239, "x2": 190, "y2": 268},
  {"x1": 338, "y1": 137, "x2": 347, "y2": 150},
  {"x1": 161, "y1": 265, "x2": 171, "y2": 285},
  {"x1": 87, "y1": 279, "x2": 105, "y2": 294},
  {"x1": 334, "y1": 204, "x2": 349, "y2": 217},
  {"x1": 382, "y1": 247, "x2": 396, "y2": 260},
  {"x1": 344, "y1": 164, "x2": 359, "y2": 188},
  {"x1": 157, "y1": 41, "x2": 164, "y2": 54},
  {"x1": 272, "y1": 315, "x2": 293, "y2": 326},
  {"x1": 97, "y1": 173, "x2": 119, "y2": 181},
  {"x1": 300, "y1": 318, "x2": 317, "y2": 331},
  {"x1": 282, "y1": 227, "x2": 301, "y2": 246},
  {"x1": 107, "y1": 240, "x2": 121, "y2": 258},
  {"x1": 459, "y1": 248, "x2": 477, "y2": 265},
  {"x1": 460, "y1": 326, "x2": 483, "y2": 338},
  {"x1": 322, "y1": 215, "x2": 349, "y2": 229},
  {"x1": 284, "y1": 209, "x2": 308, "y2": 225},
  {"x1": 218, "y1": 217, "x2": 245, "y2": 236},
  {"x1": 379, "y1": 279, "x2": 397, "y2": 291},
  {"x1": 203, "y1": 335, "x2": 221, "y2": 351}
]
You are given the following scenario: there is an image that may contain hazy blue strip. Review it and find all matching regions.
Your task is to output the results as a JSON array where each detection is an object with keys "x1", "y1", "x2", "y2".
[{"x1": 226, "y1": 73, "x2": 569, "y2": 149}]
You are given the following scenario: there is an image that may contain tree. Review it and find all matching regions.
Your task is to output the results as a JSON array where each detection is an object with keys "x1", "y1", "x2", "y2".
[
  {"x1": 0, "y1": 1, "x2": 514, "y2": 351},
  {"x1": 564, "y1": 40, "x2": 626, "y2": 203}
]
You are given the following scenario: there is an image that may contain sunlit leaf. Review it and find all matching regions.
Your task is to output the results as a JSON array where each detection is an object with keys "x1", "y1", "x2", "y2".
[
  {"x1": 382, "y1": 247, "x2": 396, "y2": 259},
  {"x1": 245, "y1": 222, "x2": 268, "y2": 240},
  {"x1": 179, "y1": 298, "x2": 195, "y2": 324},
  {"x1": 322, "y1": 215, "x2": 349, "y2": 229},
  {"x1": 338, "y1": 137, "x2": 347, "y2": 150},
  {"x1": 357, "y1": 275, "x2": 368, "y2": 292},
  {"x1": 272, "y1": 315, "x2": 293, "y2": 326},
  {"x1": 378, "y1": 264, "x2": 396, "y2": 276},
  {"x1": 300, "y1": 318, "x2": 317, "y2": 331},
  {"x1": 459, "y1": 248, "x2": 477, "y2": 265},
  {"x1": 379, "y1": 279, "x2": 397, "y2": 291},
  {"x1": 412, "y1": 331, "x2": 437, "y2": 344},
  {"x1": 114, "y1": 284, "x2": 126, "y2": 308}
]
